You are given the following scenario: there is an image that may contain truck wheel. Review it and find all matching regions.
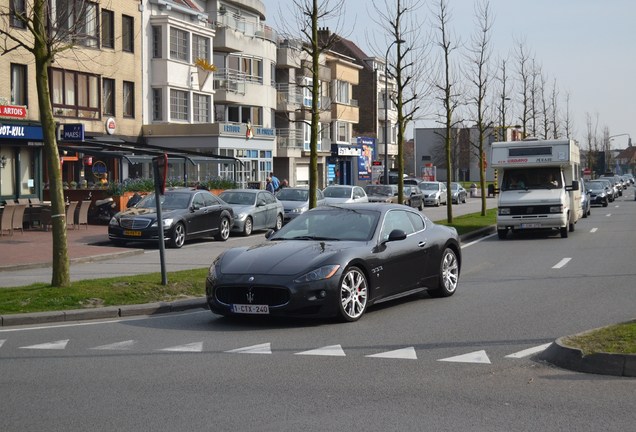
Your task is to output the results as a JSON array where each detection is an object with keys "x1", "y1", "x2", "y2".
[
  {"x1": 560, "y1": 226, "x2": 568, "y2": 238},
  {"x1": 569, "y1": 222, "x2": 575, "y2": 232},
  {"x1": 497, "y1": 228, "x2": 507, "y2": 239}
]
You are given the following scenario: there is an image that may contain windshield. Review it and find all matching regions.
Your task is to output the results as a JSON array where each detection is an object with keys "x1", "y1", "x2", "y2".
[
  {"x1": 324, "y1": 187, "x2": 352, "y2": 198},
  {"x1": 272, "y1": 208, "x2": 380, "y2": 242},
  {"x1": 218, "y1": 192, "x2": 256, "y2": 205},
  {"x1": 137, "y1": 192, "x2": 191, "y2": 210},
  {"x1": 277, "y1": 189, "x2": 309, "y2": 202},
  {"x1": 587, "y1": 181, "x2": 607, "y2": 191},
  {"x1": 365, "y1": 186, "x2": 394, "y2": 196},
  {"x1": 451, "y1": 183, "x2": 461, "y2": 191},
  {"x1": 502, "y1": 168, "x2": 562, "y2": 191},
  {"x1": 420, "y1": 183, "x2": 438, "y2": 191}
]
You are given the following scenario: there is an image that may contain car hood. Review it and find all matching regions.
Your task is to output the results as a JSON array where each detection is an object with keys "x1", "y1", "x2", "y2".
[
  {"x1": 323, "y1": 197, "x2": 353, "y2": 204},
  {"x1": 227, "y1": 204, "x2": 254, "y2": 214},
  {"x1": 117, "y1": 207, "x2": 181, "y2": 219},
  {"x1": 219, "y1": 240, "x2": 358, "y2": 276},
  {"x1": 279, "y1": 200, "x2": 307, "y2": 210},
  {"x1": 498, "y1": 189, "x2": 563, "y2": 206}
]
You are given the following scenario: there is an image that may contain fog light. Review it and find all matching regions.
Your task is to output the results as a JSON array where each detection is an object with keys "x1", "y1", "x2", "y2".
[{"x1": 318, "y1": 290, "x2": 327, "y2": 299}]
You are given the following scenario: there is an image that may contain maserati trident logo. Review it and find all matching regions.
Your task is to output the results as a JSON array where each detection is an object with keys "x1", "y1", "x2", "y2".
[
  {"x1": 248, "y1": 276, "x2": 255, "y2": 282},
  {"x1": 246, "y1": 288, "x2": 255, "y2": 304}
]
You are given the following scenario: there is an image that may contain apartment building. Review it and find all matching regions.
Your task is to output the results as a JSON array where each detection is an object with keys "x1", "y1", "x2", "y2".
[
  {"x1": 141, "y1": 0, "x2": 278, "y2": 187},
  {"x1": 0, "y1": 0, "x2": 142, "y2": 201}
]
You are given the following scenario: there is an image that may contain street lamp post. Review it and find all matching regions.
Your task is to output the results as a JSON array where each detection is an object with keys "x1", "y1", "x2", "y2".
[{"x1": 383, "y1": 39, "x2": 405, "y2": 185}]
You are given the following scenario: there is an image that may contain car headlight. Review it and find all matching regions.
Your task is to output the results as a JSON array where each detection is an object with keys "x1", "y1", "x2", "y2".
[
  {"x1": 294, "y1": 264, "x2": 341, "y2": 283},
  {"x1": 549, "y1": 205, "x2": 563, "y2": 213},
  {"x1": 237, "y1": 212, "x2": 248, "y2": 220},
  {"x1": 291, "y1": 206, "x2": 308, "y2": 213},
  {"x1": 109, "y1": 217, "x2": 118, "y2": 226},
  {"x1": 499, "y1": 207, "x2": 510, "y2": 215},
  {"x1": 151, "y1": 218, "x2": 174, "y2": 228}
]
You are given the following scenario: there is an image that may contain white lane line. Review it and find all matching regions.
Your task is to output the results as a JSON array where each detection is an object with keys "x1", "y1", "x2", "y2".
[
  {"x1": 91, "y1": 340, "x2": 137, "y2": 350},
  {"x1": 552, "y1": 258, "x2": 572, "y2": 269},
  {"x1": 160, "y1": 342, "x2": 203, "y2": 352},
  {"x1": 461, "y1": 233, "x2": 497, "y2": 248},
  {"x1": 20, "y1": 339, "x2": 69, "y2": 350},
  {"x1": 505, "y1": 343, "x2": 552, "y2": 359},
  {"x1": 438, "y1": 350, "x2": 491, "y2": 364},
  {"x1": 606, "y1": 213, "x2": 612, "y2": 217},
  {"x1": 366, "y1": 347, "x2": 417, "y2": 360},
  {"x1": 590, "y1": 228, "x2": 598, "y2": 233},
  {"x1": 296, "y1": 344, "x2": 346, "y2": 357},
  {"x1": 225, "y1": 342, "x2": 271, "y2": 354},
  {"x1": 0, "y1": 339, "x2": 5, "y2": 348}
]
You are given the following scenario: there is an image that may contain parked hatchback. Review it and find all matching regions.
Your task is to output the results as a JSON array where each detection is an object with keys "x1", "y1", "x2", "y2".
[
  {"x1": 323, "y1": 185, "x2": 369, "y2": 204},
  {"x1": 218, "y1": 189, "x2": 284, "y2": 236},
  {"x1": 420, "y1": 181, "x2": 447, "y2": 206}
]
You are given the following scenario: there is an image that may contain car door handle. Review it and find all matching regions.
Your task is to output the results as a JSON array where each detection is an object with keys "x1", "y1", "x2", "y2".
[{"x1": 418, "y1": 241, "x2": 427, "y2": 248}]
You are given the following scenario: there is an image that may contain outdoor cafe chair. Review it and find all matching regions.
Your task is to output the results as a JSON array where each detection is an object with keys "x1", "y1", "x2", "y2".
[
  {"x1": 11, "y1": 203, "x2": 28, "y2": 234},
  {"x1": 77, "y1": 200, "x2": 92, "y2": 229},
  {"x1": 1, "y1": 204, "x2": 16, "y2": 236},
  {"x1": 66, "y1": 201, "x2": 78, "y2": 229}
]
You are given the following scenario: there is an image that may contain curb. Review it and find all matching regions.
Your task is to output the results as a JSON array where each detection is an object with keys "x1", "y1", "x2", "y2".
[
  {"x1": 539, "y1": 336, "x2": 636, "y2": 378},
  {"x1": 0, "y1": 297, "x2": 209, "y2": 327},
  {"x1": 459, "y1": 225, "x2": 496, "y2": 243}
]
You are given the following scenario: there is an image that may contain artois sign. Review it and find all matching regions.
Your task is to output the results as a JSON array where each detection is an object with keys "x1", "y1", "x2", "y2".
[{"x1": 0, "y1": 105, "x2": 27, "y2": 119}]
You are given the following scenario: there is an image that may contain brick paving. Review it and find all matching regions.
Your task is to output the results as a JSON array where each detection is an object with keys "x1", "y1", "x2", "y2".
[{"x1": 0, "y1": 224, "x2": 128, "y2": 271}]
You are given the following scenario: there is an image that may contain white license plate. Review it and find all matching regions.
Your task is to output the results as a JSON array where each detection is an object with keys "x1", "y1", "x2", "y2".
[
  {"x1": 231, "y1": 304, "x2": 270, "y2": 314},
  {"x1": 520, "y1": 223, "x2": 541, "y2": 229}
]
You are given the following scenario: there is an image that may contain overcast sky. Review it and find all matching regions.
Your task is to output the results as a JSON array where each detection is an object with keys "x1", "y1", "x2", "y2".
[{"x1": 261, "y1": 0, "x2": 635, "y2": 148}]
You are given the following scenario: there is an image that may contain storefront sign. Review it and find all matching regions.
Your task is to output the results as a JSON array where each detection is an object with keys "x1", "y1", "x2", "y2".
[
  {"x1": 0, "y1": 124, "x2": 43, "y2": 140},
  {"x1": 0, "y1": 105, "x2": 27, "y2": 119},
  {"x1": 62, "y1": 123, "x2": 85, "y2": 141},
  {"x1": 331, "y1": 144, "x2": 362, "y2": 157}
]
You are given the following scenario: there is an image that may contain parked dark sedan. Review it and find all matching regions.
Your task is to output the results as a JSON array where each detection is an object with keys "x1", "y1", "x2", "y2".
[
  {"x1": 206, "y1": 203, "x2": 461, "y2": 322},
  {"x1": 450, "y1": 182, "x2": 467, "y2": 204},
  {"x1": 402, "y1": 185, "x2": 424, "y2": 210},
  {"x1": 108, "y1": 188, "x2": 234, "y2": 248},
  {"x1": 364, "y1": 184, "x2": 399, "y2": 203}
]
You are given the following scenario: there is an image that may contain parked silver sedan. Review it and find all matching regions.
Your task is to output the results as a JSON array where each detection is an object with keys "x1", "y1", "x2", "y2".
[
  {"x1": 276, "y1": 187, "x2": 325, "y2": 224},
  {"x1": 323, "y1": 185, "x2": 369, "y2": 204},
  {"x1": 218, "y1": 189, "x2": 284, "y2": 236},
  {"x1": 420, "y1": 181, "x2": 447, "y2": 206}
]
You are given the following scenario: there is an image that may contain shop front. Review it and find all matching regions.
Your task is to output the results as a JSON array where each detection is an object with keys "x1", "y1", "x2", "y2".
[{"x1": 0, "y1": 123, "x2": 44, "y2": 203}]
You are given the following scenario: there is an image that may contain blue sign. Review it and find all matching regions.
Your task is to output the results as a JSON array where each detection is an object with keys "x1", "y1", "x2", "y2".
[
  {"x1": 0, "y1": 124, "x2": 43, "y2": 141},
  {"x1": 62, "y1": 124, "x2": 85, "y2": 141}
]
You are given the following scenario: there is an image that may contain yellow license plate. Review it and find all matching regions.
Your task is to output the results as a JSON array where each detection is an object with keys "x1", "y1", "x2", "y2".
[{"x1": 124, "y1": 230, "x2": 142, "y2": 237}]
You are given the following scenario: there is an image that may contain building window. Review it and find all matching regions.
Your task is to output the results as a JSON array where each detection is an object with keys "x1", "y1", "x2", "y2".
[
  {"x1": 170, "y1": 89, "x2": 189, "y2": 121},
  {"x1": 123, "y1": 81, "x2": 134, "y2": 117},
  {"x1": 152, "y1": 88, "x2": 163, "y2": 121},
  {"x1": 192, "y1": 34, "x2": 209, "y2": 62},
  {"x1": 170, "y1": 27, "x2": 188, "y2": 62},
  {"x1": 152, "y1": 26, "x2": 162, "y2": 58},
  {"x1": 334, "y1": 80, "x2": 350, "y2": 104},
  {"x1": 51, "y1": 0, "x2": 98, "y2": 47},
  {"x1": 102, "y1": 78, "x2": 115, "y2": 116},
  {"x1": 50, "y1": 67, "x2": 100, "y2": 118},
  {"x1": 122, "y1": 15, "x2": 134, "y2": 52},
  {"x1": 101, "y1": 9, "x2": 114, "y2": 48},
  {"x1": 193, "y1": 94, "x2": 210, "y2": 123},
  {"x1": 227, "y1": 54, "x2": 263, "y2": 83},
  {"x1": 10, "y1": 0, "x2": 26, "y2": 29},
  {"x1": 337, "y1": 121, "x2": 349, "y2": 142},
  {"x1": 11, "y1": 64, "x2": 28, "y2": 106}
]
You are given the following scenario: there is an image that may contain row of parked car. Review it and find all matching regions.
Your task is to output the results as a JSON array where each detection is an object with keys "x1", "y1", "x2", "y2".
[
  {"x1": 107, "y1": 179, "x2": 470, "y2": 248},
  {"x1": 583, "y1": 173, "x2": 634, "y2": 211}
]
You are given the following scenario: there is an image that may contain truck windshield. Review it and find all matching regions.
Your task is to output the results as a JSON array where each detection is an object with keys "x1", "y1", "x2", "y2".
[{"x1": 502, "y1": 168, "x2": 562, "y2": 191}]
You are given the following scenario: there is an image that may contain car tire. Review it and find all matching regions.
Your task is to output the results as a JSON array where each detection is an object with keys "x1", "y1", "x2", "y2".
[
  {"x1": 428, "y1": 247, "x2": 459, "y2": 298},
  {"x1": 337, "y1": 266, "x2": 368, "y2": 322},
  {"x1": 418, "y1": 201, "x2": 424, "y2": 211},
  {"x1": 215, "y1": 217, "x2": 230, "y2": 241},
  {"x1": 242, "y1": 217, "x2": 253, "y2": 236},
  {"x1": 169, "y1": 223, "x2": 186, "y2": 248},
  {"x1": 274, "y1": 214, "x2": 283, "y2": 231},
  {"x1": 435, "y1": 199, "x2": 440, "y2": 207},
  {"x1": 560, "y1": 226, "x2": 568, "y2": 238},
  {"x1": 462, "y1": 196, "x2": 466, "y2": 204},
  {"x1": 603, "y1": 199, "x2": 608, "y2": 207},
  {"x1": 569, "y1": 221, "x2": 575, "y2": 232},
  {"x1": 497, "y1": 228, "x2": 507, "y2": 240},
  {"x1": 583, "y1": 208, "x2": 588, "y2": 218}
]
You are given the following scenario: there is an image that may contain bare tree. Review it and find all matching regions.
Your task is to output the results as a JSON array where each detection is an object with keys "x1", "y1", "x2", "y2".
[
  {"x1": 432, "y1": 0, "x2": 462, "y2": 222},
  {"x1": 550, "y1": 78, "x2": 560, "y2": 139},
  {"x1": 539, "y1": 70, "x2": 549, "y2": 140},
  {"x1": 0, "y1": 0, "x2": 98, "y2": 286},
  {"x1": 464, "y1": 0, "x2": 493, "y2": 216},
  {"x1": 286, "y1": 0, "x2": 346, "y2": 208},
  {"x1": 371, "y1": 0, "x2": 430, "y2": 203},
  {"x1": 515, "y1": 40, "x2": 532, "y2": 137},
  {"x1": 562, "y1": 91, "x2": 573, "y2": 138}
]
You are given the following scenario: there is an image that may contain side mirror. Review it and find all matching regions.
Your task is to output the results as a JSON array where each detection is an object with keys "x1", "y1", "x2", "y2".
[
  {"x1": 386, "y1": 229, "x2": 407, "y2": 243},
  {"x1": 265, "y1": 229, "x2": 275, "y2": 239},
  {"x1": 571, "y1": 180, "x2": 579, "y2": 191}
]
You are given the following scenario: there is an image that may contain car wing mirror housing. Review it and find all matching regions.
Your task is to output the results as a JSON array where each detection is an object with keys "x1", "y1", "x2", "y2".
[{"x1": 387, "y1": 229, "x2": 407, "y2": 242}]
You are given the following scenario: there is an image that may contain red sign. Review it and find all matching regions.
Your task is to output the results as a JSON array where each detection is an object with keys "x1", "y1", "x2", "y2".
[{"x1": 0, "y1": 105, "x2": 27, "y2": 119}]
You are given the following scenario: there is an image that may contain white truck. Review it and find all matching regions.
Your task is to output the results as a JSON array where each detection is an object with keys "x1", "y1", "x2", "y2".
[{"x1": 490, "y1": 138, "x2": 582, "y2": 239}]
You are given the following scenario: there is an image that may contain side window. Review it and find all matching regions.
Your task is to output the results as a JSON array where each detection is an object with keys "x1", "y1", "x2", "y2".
[
  {"x1": 407, "y1": 212, "x2": 425, "y2": 232},
  {"x1": 263, "y1": 193, "x2": 275, "y2": 204},
  {"x1": 317, "y1": 189, "x2": 324, "y2": 200},
  {"x1": 203, "y1": 193, "x2": 216, "y2": 207},
  {"x1": 380, "y1": 210, "x2": 415, "y2": 241},
  {"x1": 192, "y1": 193, "x2": 205, "y2": 209}
]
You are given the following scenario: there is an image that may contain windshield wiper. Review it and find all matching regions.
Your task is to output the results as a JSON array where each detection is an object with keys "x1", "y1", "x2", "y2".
[{"x1": 288, "y1": 235, "x2": 339, "y2": 241}]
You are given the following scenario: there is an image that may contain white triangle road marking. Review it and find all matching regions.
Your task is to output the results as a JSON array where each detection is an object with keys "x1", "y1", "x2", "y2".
[
  {"x1": 438, "y1": 350, "x2": 491, "y2": 364},
  {"x1": 505, "y1": 343, "x2": 552, "y2": 359},
  {"x1": 296, "y1": 344, "x2": 346, "y2": 357},
  {"x1": 91, "y1": 340, "x2": 137, "y2": 350},
  {"x1": 225, "y1": 343, "x2": 272, "y2": 354},
  {"x1": 160, "y1": 342, "x2": 203, "y2": 352},
  {"x1": 366, "y1": 347, "x2": 417, "y2": 360},
  {"x1": 20, "y1": 339, "x2": 69, "y2": 350},
  {"x1": 0, "y1": 339, "x2": 5, "y2": 349}
]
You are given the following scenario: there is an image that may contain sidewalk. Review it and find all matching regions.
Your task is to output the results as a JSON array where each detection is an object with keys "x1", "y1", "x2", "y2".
[{"x1": 0, "y1": 224, "x2": 142, "y2": 272}]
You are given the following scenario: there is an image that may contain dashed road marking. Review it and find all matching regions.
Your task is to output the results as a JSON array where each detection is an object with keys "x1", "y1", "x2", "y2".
[
  {"x1": 160, "y1": 342, "x2": 203, "y2": 352},
  {"x1": 505, "y1": 343, "x2": 552, "y2": 358},
  {"x1": 438, "y1": 350, "x2": 491, "y2": 364},
  {"x1": 91, "y1": 340, "x2": 137, "y2": 350},
  {"x1": 552, "y1": 258, "x2": 571, "y2": 269},
  {"x1": 366, "y1": 347, "x2": 417, "y2": 360},
  {"x1": 20, "y1": 339, "x2": 69, "y2": 350},
  {"x1": 225, "y1": 342, "x2": 272, "y2": 354},
  {"x1": 590, "y1": 228, "x2": 598, "y2": 233},
  {"x1": 296, "y1": 344, "x2": 346, "y2": 357}
]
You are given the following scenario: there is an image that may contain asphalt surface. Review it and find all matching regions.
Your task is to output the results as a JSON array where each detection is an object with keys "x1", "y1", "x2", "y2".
[{"x1": 1, "y1": 196, "x2": 634, "y2": 377}]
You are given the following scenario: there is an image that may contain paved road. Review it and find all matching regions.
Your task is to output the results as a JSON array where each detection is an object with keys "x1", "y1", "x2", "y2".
[
  {"x1": 1, "y1": 192, "x2": 634, "y2": 431},
  {"x1": 0, "y1": 195, "x2": 497, "y2": 288}
]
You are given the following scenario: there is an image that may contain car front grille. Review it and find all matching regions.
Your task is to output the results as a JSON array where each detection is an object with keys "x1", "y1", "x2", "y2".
[
  {"x1": 120, "y1": 218, "x2": 152, "y2": 229},
  {"x1": 508, "y1": 205, "x2": 554, "y2": 215},
  {"x1": 215, "y1": 285, "x2": 290, "y2": 307}
]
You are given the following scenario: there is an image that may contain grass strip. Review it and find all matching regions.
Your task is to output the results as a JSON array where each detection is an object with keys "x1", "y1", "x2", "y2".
[
  {"x1": 562, "y1": 321, "x2": 636, "y2": 355},
  {"x1": 434, "y1": 207, "x2": 497, "y2": 236}
]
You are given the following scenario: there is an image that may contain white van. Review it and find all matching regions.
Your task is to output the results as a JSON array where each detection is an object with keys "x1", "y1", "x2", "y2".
[{"x1": 491, "y1": 138, "x2": 582, "y2": 239}]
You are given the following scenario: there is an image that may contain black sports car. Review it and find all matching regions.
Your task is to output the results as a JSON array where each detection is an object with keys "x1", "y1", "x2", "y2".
[
  {"x1": 108, "y1": 188, "x2": 234, "y2": 248},
  {"x1": 206, "y1": 203, "x2": 461, "y2": 322}
]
